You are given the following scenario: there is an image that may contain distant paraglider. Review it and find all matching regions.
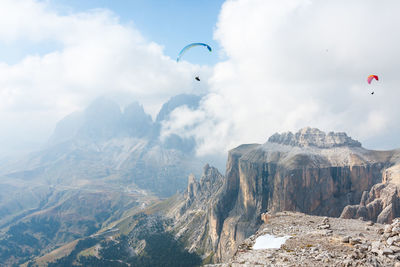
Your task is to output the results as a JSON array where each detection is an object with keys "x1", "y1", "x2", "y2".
[
  {"x1": 367, "y1": 75, "x2": 379, "y2": 84},
  {"x1": 176, "y1": 43, "x2": 212, "y2": 62},
  {"x1": 177, "y1": 43, "x2": 212, "y2": 83},
  {"x1": 367, "y1": 75, "x2": 379, "y2": 95}
]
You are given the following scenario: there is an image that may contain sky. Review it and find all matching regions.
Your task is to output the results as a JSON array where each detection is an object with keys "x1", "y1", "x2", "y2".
[
  {"x1": 1, "y1": 0, "x2": 400, "y2": 158},
  {"x1": 0, "y1": 0, "x2": 224, "y2": 65}
]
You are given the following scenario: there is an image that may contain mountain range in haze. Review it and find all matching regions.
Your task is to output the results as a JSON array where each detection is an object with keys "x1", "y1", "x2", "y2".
[
  {"x1": 2, "y1": 98, "x2": 400, "y2": 266},
  {"x1": 0, "y1": 94, "x2": 224, "y2": 266}
]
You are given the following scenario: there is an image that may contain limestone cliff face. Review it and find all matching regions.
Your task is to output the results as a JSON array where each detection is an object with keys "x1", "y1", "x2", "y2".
[
  {"x1": 212, "y1": 128, "x2": 399, "y2": 261},
  {"x1": 341, "y1": 160, "x2": 400, "y2": 223},
  {"x1": 166, "y1": 164, "x2": 225, "y2": 260}
]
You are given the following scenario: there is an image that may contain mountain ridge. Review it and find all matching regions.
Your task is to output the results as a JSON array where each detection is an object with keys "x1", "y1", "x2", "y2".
[
  {"x1": 268, "y1": 127, "x2": 362, "y2": 148},
  {"x1": 3, "y1": 124, "x2": 400, "y2": 266},
  {"x1": 0, "y1": 94, "x2": 211, "y2": 266}
]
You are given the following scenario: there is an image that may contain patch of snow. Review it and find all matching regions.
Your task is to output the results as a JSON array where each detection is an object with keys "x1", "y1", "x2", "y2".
[{"x1": 253, "y1": 234, "x2": 291, "y2": 250}]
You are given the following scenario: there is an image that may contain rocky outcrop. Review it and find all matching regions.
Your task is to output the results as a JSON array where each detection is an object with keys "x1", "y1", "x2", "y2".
[
  {"x1": 210, "y1": 128, "x2": 399, "y2": 261},
  {"x1": 166, "y1": 164, "x2": 225, "y2": 261},
  {"x1": 268, "y1": 127, "x2": 362, "y2": 148},
  {"x1": 341, "y1": 162, "x2": 400, "y2": 223}
]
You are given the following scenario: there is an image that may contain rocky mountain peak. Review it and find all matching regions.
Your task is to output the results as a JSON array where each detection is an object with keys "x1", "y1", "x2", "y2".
[
  {"x1": 185, "y1": 165, "x2": 224, "y2": 203},
  {"x1": 122, "y1": 101, "x2": 153, "y2": 138},
  {"x1": 187, "y1": 174, "x2": 199, "y2": 200},
  {"x1": 267, "y1": 127, "x2": 362, "y2": 148}
]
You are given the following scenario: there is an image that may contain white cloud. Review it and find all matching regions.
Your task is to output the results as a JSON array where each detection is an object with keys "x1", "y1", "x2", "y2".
[
  {"x1": 164, "y1": 0, "x2": 400, "y2": 155},
  {"x1": 2, "y1": 0, "x2": 400, "y2": 158},
  {"x1": 0, "y1": 0, "x2": 209, "y2": 155}
]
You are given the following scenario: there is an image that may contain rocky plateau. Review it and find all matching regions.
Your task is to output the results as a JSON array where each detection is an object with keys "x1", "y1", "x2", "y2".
[{"x1": 205, "y1": 211, "x2": 400, "y2": 267}]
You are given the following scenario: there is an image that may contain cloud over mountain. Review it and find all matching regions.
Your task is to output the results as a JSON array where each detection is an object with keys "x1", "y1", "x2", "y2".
[
  {"x1": 163, "y1": 0, "x2": 400, "y2": 155},
  {"x1": 0, "y1": 0, "x2": 208, "y2": 155}
]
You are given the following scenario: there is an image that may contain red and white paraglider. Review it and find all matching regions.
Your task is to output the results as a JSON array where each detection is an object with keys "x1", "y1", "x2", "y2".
[{"x1": 367, "y1": 75, "x2": 379, "y2": 95}]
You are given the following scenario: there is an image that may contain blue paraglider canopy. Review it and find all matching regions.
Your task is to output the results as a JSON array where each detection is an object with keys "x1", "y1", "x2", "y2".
[{"x1": 176, "y1": 43, "x2": 212, "y2": 62}]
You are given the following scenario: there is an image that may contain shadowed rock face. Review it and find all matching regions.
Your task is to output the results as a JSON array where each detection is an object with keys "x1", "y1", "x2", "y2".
[
  {"x1": 165, "y1": 164, "x2": 225, "y2": 262},
  {"x1": 341, "y1": 162, "x2": 400, "y2": 224},
  {"x1": 208, "y1": 128, "x2": 399, "y2": 261}
]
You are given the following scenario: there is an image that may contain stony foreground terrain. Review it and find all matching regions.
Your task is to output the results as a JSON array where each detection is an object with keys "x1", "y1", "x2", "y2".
[{"x1": 206, "y1": 211, "x2": 400, "y2": 266}]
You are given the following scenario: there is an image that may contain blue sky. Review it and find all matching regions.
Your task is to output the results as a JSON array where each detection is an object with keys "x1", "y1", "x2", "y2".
[{"x1": 7, "y1": 0, "x2": 225, "y2": 66}]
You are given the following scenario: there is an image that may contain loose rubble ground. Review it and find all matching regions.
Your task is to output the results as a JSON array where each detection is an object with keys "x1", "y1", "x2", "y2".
[{"x1": 206, "y1": 211, "x2": 400, "y2": 267}]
